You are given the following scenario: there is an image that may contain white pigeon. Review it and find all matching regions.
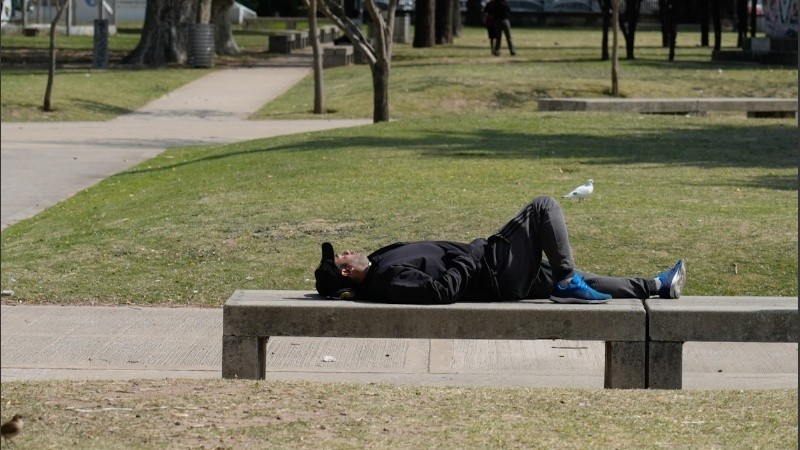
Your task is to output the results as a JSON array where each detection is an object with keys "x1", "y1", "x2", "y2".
[{"x1": 563, "y1": 179, "x2": 593, "y2": 201}]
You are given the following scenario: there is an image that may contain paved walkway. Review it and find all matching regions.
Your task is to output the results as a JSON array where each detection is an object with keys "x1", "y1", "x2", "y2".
[{"x1": 1, "y1": 66, "x2": 796, "y2": 389}]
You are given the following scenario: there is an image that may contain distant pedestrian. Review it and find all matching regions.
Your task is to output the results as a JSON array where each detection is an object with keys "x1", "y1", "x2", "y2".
[
  {"x1": 483, "y1": 0, "x2": 516, "y2": 56},
  {"x1": 484, "y1": 9, "x2": 498, "y2": 53}
]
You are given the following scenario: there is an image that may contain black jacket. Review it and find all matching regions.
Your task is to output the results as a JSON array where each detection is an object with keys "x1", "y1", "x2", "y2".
[
  {"x1": 484, "y1": 0, "x2": 511, "y2": 21},
  {"x1": 357, "y1": 240, "x2": 500, "y2": 304}
]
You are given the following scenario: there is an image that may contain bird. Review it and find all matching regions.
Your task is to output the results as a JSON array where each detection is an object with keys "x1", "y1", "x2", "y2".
[
  {"x1": 563, "y1": 179, "x2": 594, "y2": 201},
  {"x1": 1, "y1": 414, "x2": 24, "y2": 446}
]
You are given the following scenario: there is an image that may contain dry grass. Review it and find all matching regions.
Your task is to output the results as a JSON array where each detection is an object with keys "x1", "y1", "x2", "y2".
[{"x1": 1, "y1": 379, "x2": 796, "y2": 449}]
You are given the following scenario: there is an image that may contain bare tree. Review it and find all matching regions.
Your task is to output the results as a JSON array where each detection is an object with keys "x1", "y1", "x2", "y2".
[
  {"x1": 304, "y1": 0, "x2": 324, "y2": 114},
  {"x1": 318, "y1": 0, "x2": 397, "y2": 122},
  {"x1": 213, "y1": 0, "x2": 240, "y2": 55},
  {"x1": 43, "y1": 0, "x2": 69, "y2": 112}
]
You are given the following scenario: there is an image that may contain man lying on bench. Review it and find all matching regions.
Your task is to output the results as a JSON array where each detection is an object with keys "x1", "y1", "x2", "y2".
[{"x1": 315, "y1": 196, "x2": 685, "y2": 305}]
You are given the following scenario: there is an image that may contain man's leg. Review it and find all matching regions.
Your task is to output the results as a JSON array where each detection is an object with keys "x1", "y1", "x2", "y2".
[
  {"x1": 576, "y1": 272, "x2": 654, "y2": 299},
  {"x1": 502, "y1": 20, "x2": 516, "y2": 54},
  {"x1": 529, "y1": 263, "x2": 657, "y2": 300},
  {"x1": 488, "y1": 196, "x2": 575, "y2": 299}
]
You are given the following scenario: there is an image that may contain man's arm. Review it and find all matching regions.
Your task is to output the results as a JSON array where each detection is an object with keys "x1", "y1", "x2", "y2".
[{"x1": 372, "y1": 254, "x2": 479, "y2": 304}]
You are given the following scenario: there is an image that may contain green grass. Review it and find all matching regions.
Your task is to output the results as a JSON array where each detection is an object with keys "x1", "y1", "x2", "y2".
[
  {"x1": 0, "y1": 25, "x2": 797, "y2": 306},
  {"x1": 1, "y1": 112, "x2": 796, "y2": 306},
  {"x1": 0, "y1": 69, "x2": 210, "y2": 121},
  {"x1": 256, "y1": 27, "x2": 798, "y2": 119},
  {"x1": 0, "y1": 379, "x2": 796, "y2": 449},
  {"x1": 2, "y1": 27, "x2": 796, "y2": 122}
]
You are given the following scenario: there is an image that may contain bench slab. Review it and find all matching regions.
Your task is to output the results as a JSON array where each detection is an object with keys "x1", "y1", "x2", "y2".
[
  {"x1": 645, "y1": 296, "x2": 798, "y2": 343},
  {"x1": 222, "y1": 290, "x2": 647, "y2": 387},
  {"x1": 645, "y1": 296, "x2": 798, "y2": 389},
  {"x1": 537, "y1": 98, "x2": 797, "y2": 117},
  {"x1": 223, "y1": 290, "x2": 645, "y2": 341}
]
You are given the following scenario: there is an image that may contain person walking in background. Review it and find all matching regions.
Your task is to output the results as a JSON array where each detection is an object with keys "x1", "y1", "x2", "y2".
[
  {"x1": 484, "y1": 7, "x2": 498, "y2": 54},
  {"x1": 483, "y1": 0, "x2": 516, "y2": 56}
]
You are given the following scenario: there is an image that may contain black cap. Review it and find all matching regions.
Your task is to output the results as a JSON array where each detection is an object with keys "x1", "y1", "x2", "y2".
[{"x1": 315, "y1": 242, "x2": 356, "y2": 298}]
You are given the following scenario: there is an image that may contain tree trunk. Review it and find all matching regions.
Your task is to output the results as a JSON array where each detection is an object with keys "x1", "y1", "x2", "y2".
[
  {"x1": 711, "y1": 0, "x2": 722, "y2": 51},
  {"x1": 198, "y1": 0, "x2": 212, "y2": 23},
  {"x1": 435, "y1": 0, "x2": 453, "y2": 44},
  {"x1": 414, "y1": 0, "x2": 435, "y2": 47},
  {"x1": 451, "y1": 0, "x2": 462, "y2": 37},
  {"x1": 123, "y1": 0, "x2": 195, "y2": 66},
  {"x1": 465, "y1": 0, "x2": 483, "y2": 26},
  {"x1": 306, "y1": 0, "x2": 324, "y2": 114},
  {"x1": 599, "y1": 0, "x2": 610, "y2": 60},
  {"x1": 44, "y1": 0, "x2": 68, "y2": 112},
  {"x1": 213, "y1": 0, "x2": 240, "y2": 55},
  {"x1": 318, "y1": 0, "x2": 393, "y2": 123},
  {"x1": 611, "y1": 0, "x2": 619, "y2": 96},
  {"x1": 371, "y1": 59, "x2": 390, "y2": 122}
]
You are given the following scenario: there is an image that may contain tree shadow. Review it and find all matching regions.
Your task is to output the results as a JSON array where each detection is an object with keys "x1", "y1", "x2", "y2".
[{"x1": 117, "y1": 121, "x2": 796, "y2": 191}]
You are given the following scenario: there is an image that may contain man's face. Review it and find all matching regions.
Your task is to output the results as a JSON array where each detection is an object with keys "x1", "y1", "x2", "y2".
[{"x1": 335, "y1": 251, "x2": 369, "y2": 284}]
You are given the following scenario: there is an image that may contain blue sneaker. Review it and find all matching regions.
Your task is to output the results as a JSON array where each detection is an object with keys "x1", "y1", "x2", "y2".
[
  {"x1": 656, "y1": 259, "x2": 686, "y2": 299},
  {"x1": 549, "y1": 273, "x2": 612, "y2": 304}
]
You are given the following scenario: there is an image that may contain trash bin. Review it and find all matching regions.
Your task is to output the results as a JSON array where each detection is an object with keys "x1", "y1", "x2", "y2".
[
  {"x1": 188, "y1": 23, "x2": 215, "y2": 68},
  {"x1": 93, "y1": 19, "x2": 109, "y2": 69}
]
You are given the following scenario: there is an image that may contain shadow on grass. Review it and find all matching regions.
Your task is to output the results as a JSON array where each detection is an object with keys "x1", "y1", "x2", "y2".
[
  {"x1": 117, "y1": 122, "x2": 796, "y2": 190},
  {"x1": 73, "y1": 99, "x2": 134, "y2": 116}
]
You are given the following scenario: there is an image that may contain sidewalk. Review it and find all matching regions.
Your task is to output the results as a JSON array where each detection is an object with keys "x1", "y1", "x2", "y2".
[{"x1": 1, "y1": 67, "x2": 797, "y2": 389}]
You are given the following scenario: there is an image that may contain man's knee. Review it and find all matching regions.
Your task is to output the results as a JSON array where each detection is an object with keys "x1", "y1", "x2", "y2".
[{"x1": 532, "y1": 195, "x2": 558, "y2": 209}]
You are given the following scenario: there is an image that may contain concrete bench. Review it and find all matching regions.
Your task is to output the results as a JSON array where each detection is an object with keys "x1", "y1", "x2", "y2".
[
  {"x1": 323, "y1": 45, "x2": 354, "y2": 68},
  {"x1": 267, "y1": 32, "x2": 295, "y2": 54},
  {"x1": 222, "y1": 290, "x2": 647, "y2": 388},
  {"x1": 645, "y1": 296, "x2": 798, "y2": 389},
  {"x1": 292, "y1": 30, "x2": 309, "y2": 50},
  {"x1": 318, "y1": 25, "x2": 340, "y2": 43},
  {"x1": 537, "y1": 98, "x2": 797, "y2": 118}
]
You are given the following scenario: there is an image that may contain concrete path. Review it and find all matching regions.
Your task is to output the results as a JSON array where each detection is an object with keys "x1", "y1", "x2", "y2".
[{"x1": 1, "y1": 66, "x2": 796, "y2": 389}]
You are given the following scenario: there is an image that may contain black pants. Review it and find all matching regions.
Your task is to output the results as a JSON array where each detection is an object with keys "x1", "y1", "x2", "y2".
[
  {"x1": 486, "y1": 196, "x2": 655, "y2": 300},
  {"x1": 493, "y1": 19, "x2": 515, "y2": 54}
]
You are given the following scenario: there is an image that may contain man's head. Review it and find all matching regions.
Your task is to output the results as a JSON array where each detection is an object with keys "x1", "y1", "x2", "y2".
[{"x1": 314, "y1": 242, "x2": 370, "y2": 298}]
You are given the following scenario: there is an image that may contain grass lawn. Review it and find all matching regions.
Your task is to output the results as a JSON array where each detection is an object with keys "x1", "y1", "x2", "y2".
[
  {"x1": 0, "y1": 379, "x2": 796, "y2": 449},
  {"x1": 0, "y1": 111, "x2": 796, "y2": 306}
]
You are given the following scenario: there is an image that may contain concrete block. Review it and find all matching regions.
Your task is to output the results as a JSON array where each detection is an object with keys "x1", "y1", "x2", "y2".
[
  {"x1": 604, "y1": 341, "x2": 646, "y2": 389},
  {"x1": 268, "y1": 33, "x2": 295, "y2": 54},
  {"x1": 648, "y1": 341, "x2": 683, "y2": 389},
  {"x1": 293, "y1": 30, "x2": 309, "y2": 49},
  {"x1": 748, "y1": 37, "x2": 771, "y2": 53},
  {"x1": 537, "y1": 98, "x2": 797, "y2": 116},
  {"x1": 645, "y1": 296, "x2": 798, "y2": 343},
  {"x1": 222, "y1": 335, "x2": 266, "y2": 379},
  {"x1": 323, "y1": 45, "x2": 353, "y2": 68}
]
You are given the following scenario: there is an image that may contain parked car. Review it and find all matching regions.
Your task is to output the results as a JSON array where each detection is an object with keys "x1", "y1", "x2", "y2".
[{"x1": 374, "y1": 0, "x2": 415, "y2": 13}]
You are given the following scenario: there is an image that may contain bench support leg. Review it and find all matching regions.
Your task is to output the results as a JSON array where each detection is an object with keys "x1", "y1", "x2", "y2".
[
  {"x1": 647, "y1": 341, "x2": 683, "y2": 389},
  {"x1": 604, "y1": 341, "x2": 646, "y2": 389},
  {"x1": 222, "y1": 335, "x2": 268, "y2": 379}
]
